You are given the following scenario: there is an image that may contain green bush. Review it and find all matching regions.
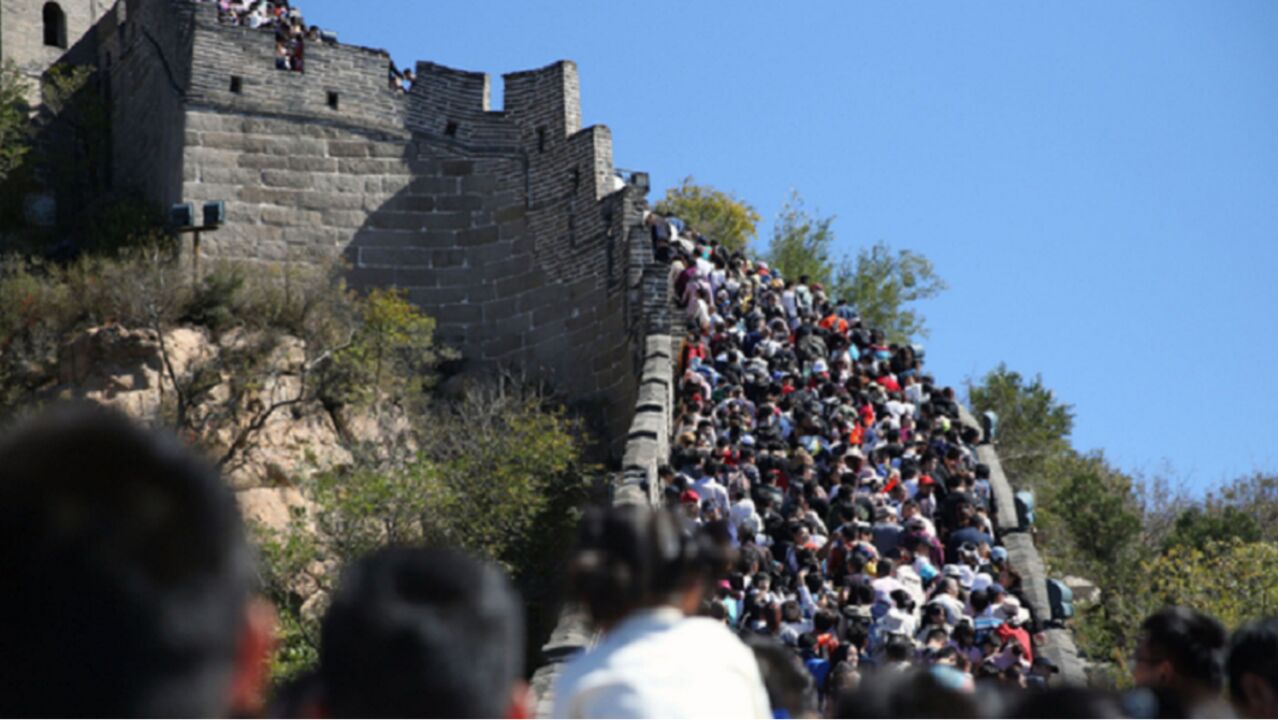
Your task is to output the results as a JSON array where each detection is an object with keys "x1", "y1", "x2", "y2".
[{"x1": 253, "y1": 380, "x2": 592, "y2": 683}]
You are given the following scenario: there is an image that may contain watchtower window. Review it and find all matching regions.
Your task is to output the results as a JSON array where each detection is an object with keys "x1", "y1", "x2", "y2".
[
  {"x1": 537, "y1": 126, "x2": 547, "y2": 153},
  {"x1": 230, "y1": 76, "x2": 243, "y2": 94},
  {"x1": 43, "y1": 2, "x2": 67, "y2": 49},
  {"x1": 444, "y1": 121, "x2": 459, "y2": 137},
  {"x1": 327, "y1": 91, "x2": 339, "y2": 109}
]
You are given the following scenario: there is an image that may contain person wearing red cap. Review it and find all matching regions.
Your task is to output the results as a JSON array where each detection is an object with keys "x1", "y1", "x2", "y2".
[{"x1": 676, "y1": 488, "x2": 702, "y2": 531}]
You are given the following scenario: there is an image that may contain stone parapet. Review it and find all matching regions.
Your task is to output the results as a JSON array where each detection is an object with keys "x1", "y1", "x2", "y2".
[{"x1": 958, "y1": 405, "x2": 1086, "y2": 686}]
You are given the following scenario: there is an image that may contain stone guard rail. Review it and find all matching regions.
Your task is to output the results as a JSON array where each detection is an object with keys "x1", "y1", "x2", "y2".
[{"x1": 958, "y1": 406, "x2": 1086, "y2": 685}]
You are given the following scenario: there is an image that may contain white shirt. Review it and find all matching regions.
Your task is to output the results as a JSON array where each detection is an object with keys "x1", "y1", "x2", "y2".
[
  {"x1": 730, "y1": 498, "x2": 761, "y2": 536},
  {"x1": 932, "y1": 593, "x2": 966, "y2": 626},
  {"x1": 551, "y1": 607, "x2": 772, "y2": 719},
  {"x1": 896, "y1": 564, "x2": 926, "y2": 608},
  {"x1": 692, "y1": 476, "x2": 730, "y2": 514},
  {"x1": 781, "y1": 289, "x2": 797, "y2": 318},
  {"x1": 872, "y1": 575, "x2": 905, "y2": 606}
]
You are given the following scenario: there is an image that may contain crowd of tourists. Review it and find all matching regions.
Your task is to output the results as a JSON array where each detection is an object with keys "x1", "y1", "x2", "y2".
[
  {"x1": 648, "y1": 210, "x2": 1033, "y2": 702},
  {"x1": 211, "y1": 0, "x2": 314, "y2": 72}
]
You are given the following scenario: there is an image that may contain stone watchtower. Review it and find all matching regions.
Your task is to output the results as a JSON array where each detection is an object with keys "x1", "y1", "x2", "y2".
[{"x1": 1, "y1": 0, "x2": 113, "y2": 96}]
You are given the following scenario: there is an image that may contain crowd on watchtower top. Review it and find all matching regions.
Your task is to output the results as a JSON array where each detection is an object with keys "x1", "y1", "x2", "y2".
[
  {"x1": 209, "y1": 0, "x2": 417, "y2": 91},
  {"x1": 4, "y1": 210, "x2": 1278, "y2": 717},
  {"x1": 209, "y1": 0, "x2": 314, "y2": 72}
]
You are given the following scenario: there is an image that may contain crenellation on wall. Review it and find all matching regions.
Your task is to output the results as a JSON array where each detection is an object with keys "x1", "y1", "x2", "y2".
[
  {"x1": 503, "y1": 60, "x2": 581, "y2": 143},
  {"x1": 413, "y1": 61, "x2": 490, "y2": 117}
]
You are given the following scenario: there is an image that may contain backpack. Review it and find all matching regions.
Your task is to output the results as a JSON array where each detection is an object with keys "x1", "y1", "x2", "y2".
[
  {"x1": 1048, "y1": 578, "x2": 1075, "y2": 622},
  {"x1": 1014, "y1": 490, "x2": 1036, "y2": 530}
]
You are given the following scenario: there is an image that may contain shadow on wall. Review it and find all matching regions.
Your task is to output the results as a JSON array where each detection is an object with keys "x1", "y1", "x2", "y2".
[{"x1": 342, "y1": 133, "x2": 643, "y2": 458}]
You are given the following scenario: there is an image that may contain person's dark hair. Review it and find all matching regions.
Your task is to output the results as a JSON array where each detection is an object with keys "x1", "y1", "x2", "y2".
[
  {"x1": 814, "y1": 608, "x2": 839, "y2": 634},
  {"x1": 782, "y1": 599, "x2": 803, "y2": 624},
  {"x1": 745, "y1": 635, "x2": 819, "y2": 718},
  {"x1": 1141, "y1": 606, "x2": 1228, "y2": 692},
  {"x1": 1227, "y1": 616, "x2": 1278, "y2": 705},
  {"x1": 884, "y1": 634, "x2": 914, "y2": 663},
  {"x1": 320, "y1": 546, "x2": 523, "y2": 718},
  {"x1": 1010, "y1": 686, "x2": 1124, "y2": 719},
  {"x1": 836, "y1": 667, "x2": 978, "y2": 718},
  {"x1": 0, "y1": 403, "x2": 251, "y2": 717},
  {"x1": 876, "y1": 557, "x2": 894, "y2": 577},
  {"x1": 568, "y1": 505, "x2": 703, "y2": 628},
  {"x1": 891, "y1": 588, "x2": 915, "y2": 614},
  {"x1": 970, "y1": 588, "x2": 990, "y2": 614}
]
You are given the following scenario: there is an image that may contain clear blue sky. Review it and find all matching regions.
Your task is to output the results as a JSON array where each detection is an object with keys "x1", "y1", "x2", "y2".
[{"x1": 302, "y1": 1, "x2": 1278, "y2": 494}]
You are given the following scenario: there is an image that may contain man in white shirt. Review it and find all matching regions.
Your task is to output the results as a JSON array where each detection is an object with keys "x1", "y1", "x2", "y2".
[
  {"x1": 929, "y1": 578, "x2": 968, "y2": 627},
  {"x1": 729, "y1": 487, "x2": 761, "y2": 539},
  {"x1": 692, "y1": 462, "x2": 730, "y2": 515},
  {"x1": 552, "y1": 606, "x2": 773, "y2": 718},
  {"x1": 551, "y1": 507, "x2": 771, "y2": 718}
]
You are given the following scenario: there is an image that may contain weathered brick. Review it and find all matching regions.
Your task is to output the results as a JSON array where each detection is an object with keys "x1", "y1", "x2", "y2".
[
  {"x1": 434, "y1": 303, "x2": 483, "y2": 324},
  {"x1": 359, "y1": 247, "x2": 432, "y2": 268},
  {"x1": 261, "y1": 170, "x2": 311, "y2": 189},
  {"x1": 410, "y1": 177, "x2": 459, "y2": 194},
  {"x1": 441, "y1": 160, "x2": 474, "y2": 176},
  {"x1": 395, "y1": 195, "x2": 435, "y2": 213},
  {"x1": 432, "y1": 249, "x2": 466, "y2": 268},
  {"x1": 482, "y1": 333, "x2": 523, "y2": 358},
  {"x1": 462, "y1": 174, "x2": 499, "y2": 193},
  {"x1": 367, "y1": 212, "x2": 422, "y2": 231},
  {"x1": 495, "y1": 204, "x2": 526, "y2": 223},
  {"x1": 458, "y1": 226, "x2": 498, "y2": 246},
  {"x1": 437, "y1": 195, "x2": 485, "y2": 212},
  {"x1": 425, "y1": 212, "x2": 475, "y2": 231},
  {"x1": 328, "y1": 141, "x2": 369, "y2": 157}
]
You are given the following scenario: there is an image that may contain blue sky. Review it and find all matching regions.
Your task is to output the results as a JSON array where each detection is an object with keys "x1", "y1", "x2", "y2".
[{"x1": 302, "y1": 1, "x2": 1278, "y2": 494}]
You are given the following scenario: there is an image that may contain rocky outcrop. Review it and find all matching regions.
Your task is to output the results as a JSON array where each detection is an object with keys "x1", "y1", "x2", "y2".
[{"x1": 48, "y1": 322, "x2": 409, "y2": 524}]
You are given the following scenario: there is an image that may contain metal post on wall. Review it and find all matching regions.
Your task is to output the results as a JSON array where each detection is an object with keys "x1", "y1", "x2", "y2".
[{"x1": 169, "y1": 201, "x2": 223, "y2": 285}]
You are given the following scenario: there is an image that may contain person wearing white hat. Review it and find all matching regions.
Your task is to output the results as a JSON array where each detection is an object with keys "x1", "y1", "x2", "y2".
[{"x1": 996, "y1": 596, "x2": 1032, "y2": 627}]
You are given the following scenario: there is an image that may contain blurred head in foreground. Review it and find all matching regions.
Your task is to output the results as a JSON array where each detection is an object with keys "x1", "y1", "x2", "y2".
[
  {"x1": 0, "y1": 403, "x2": 269, "y2": 716},
  {"x1": 320, "y1": 546, "x2": 528, "y2": 718},
  {"x1": 1227, "y1": 617, "x2": 1278, "y2": 719}
]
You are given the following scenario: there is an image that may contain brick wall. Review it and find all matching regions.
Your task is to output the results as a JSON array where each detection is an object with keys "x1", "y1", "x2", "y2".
[{"x1": 82, "y1": 0, "x2": 652, "y2": 452}]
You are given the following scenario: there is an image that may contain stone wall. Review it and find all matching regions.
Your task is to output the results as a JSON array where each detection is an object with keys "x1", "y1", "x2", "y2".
[
  {"x1": 958, "y1": 406, "x2": 1087, "y2": 685},
  {"x1": 67, "y1": 0, "x2": 651, "y2": 452}
]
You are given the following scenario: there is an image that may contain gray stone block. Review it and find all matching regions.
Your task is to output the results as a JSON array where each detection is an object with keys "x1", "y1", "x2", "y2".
[
  {"x1": 434, "y1": 303, "x2": 483, "y2": 324},
  {"x1": 441, "y1": 160, "x2": 474, "y2": 176},
  {"x1": 328, "y1": 140, "x2": 369, "y2": 158},
  {"x1": 458, "y1": 226, "x2": 499, "y2": 246}
]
